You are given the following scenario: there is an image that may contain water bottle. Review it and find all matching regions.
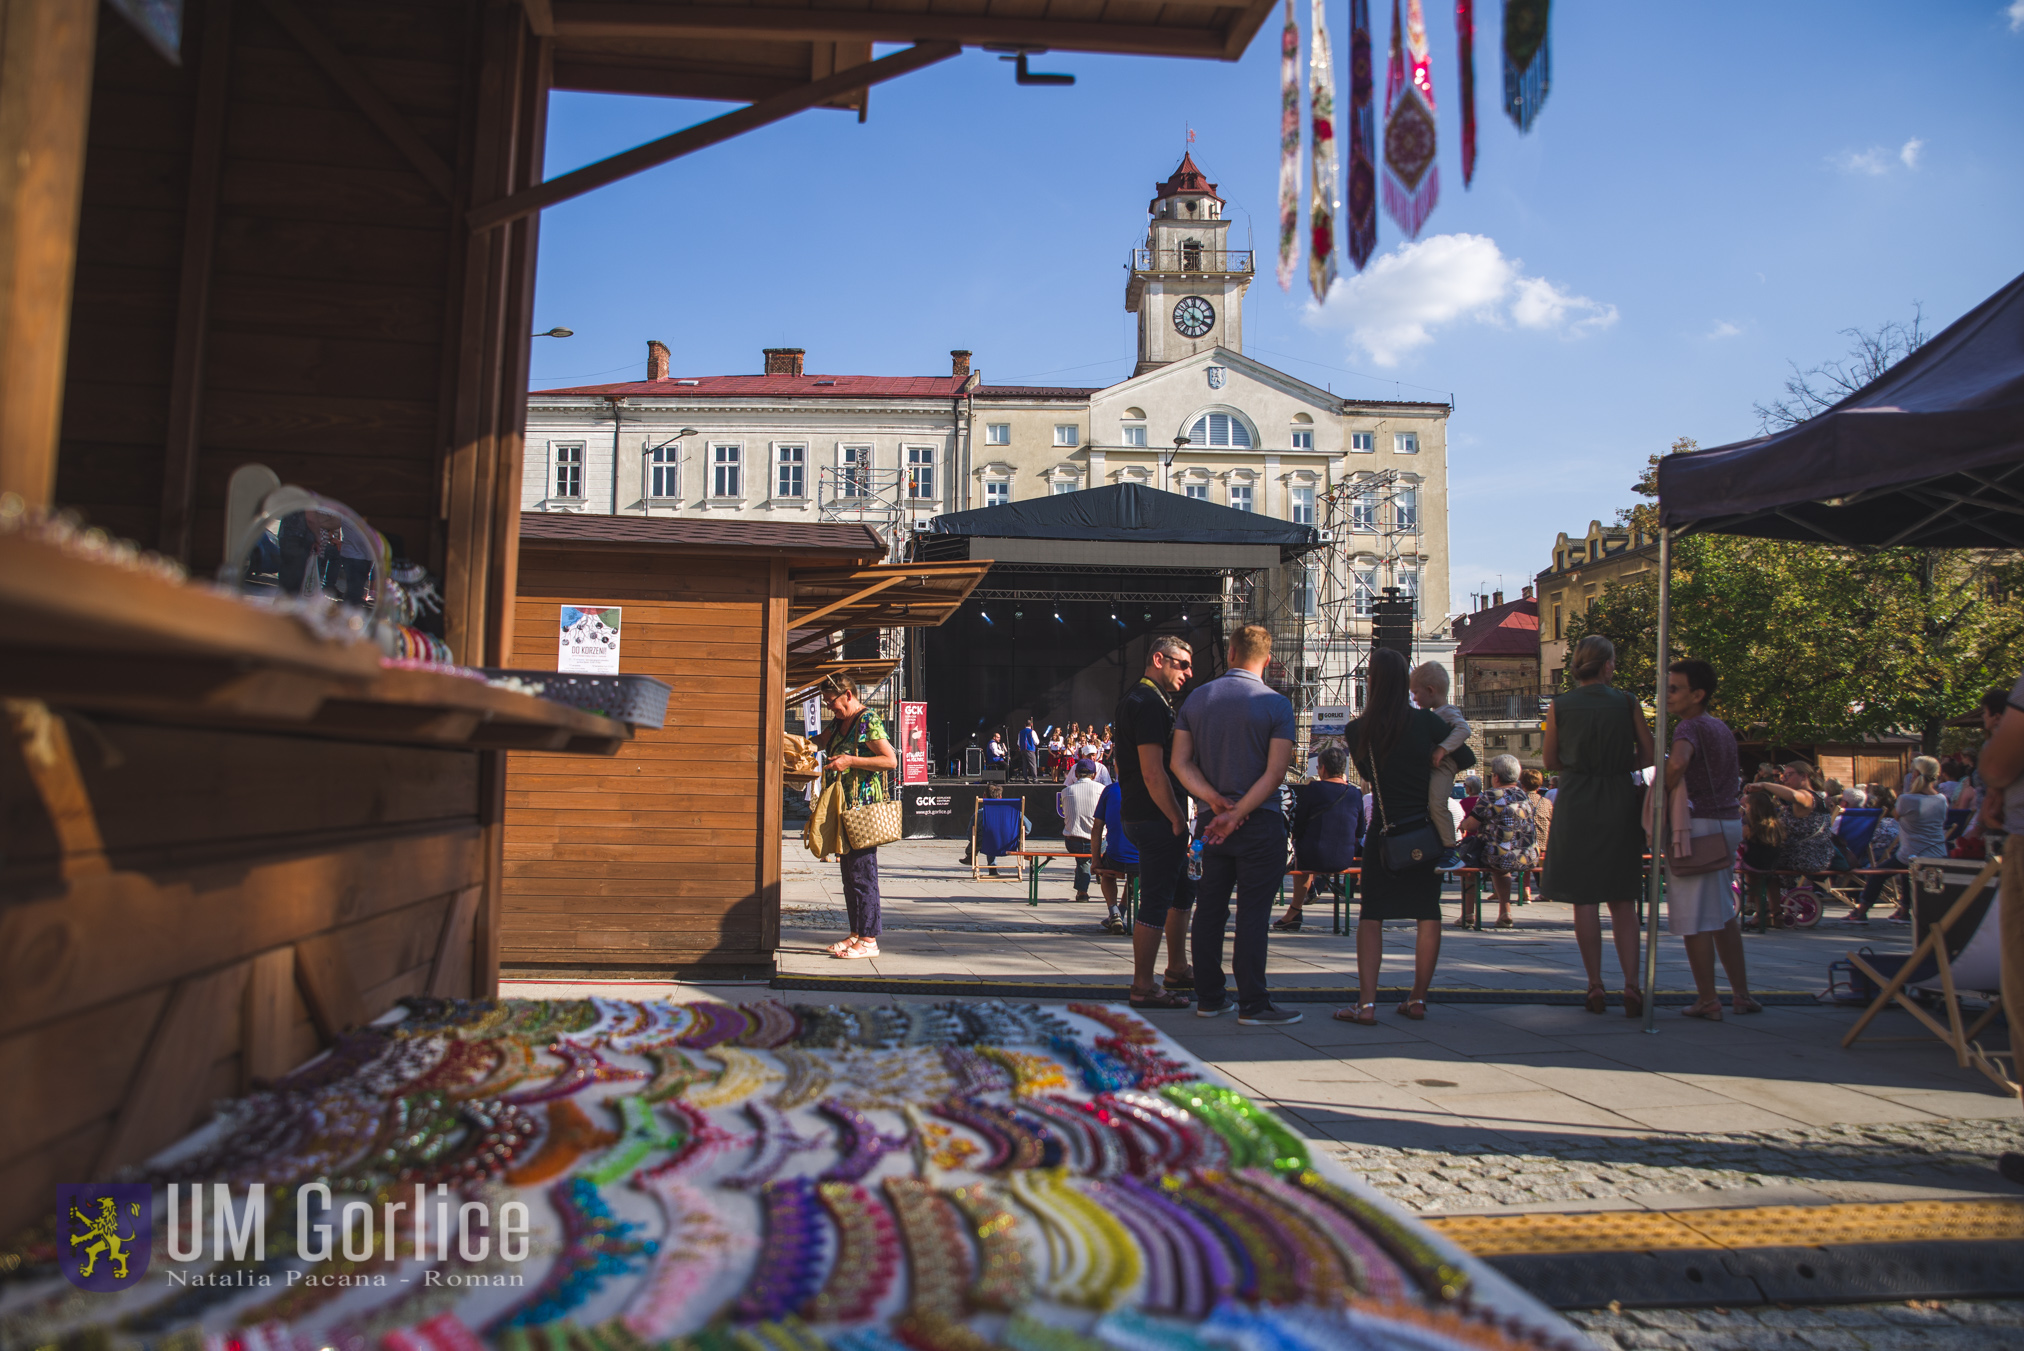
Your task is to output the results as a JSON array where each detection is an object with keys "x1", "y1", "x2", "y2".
[{"x1": 1188, "y1": 837, "x2": 1204, "y2": 880}]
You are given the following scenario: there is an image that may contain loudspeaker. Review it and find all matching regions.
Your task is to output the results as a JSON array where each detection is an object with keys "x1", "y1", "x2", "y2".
[{"x1": 965, "y1": 746, "x2": 984, "y2": 777}]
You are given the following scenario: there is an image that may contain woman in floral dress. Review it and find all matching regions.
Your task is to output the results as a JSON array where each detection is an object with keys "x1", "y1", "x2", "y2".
[
  {"x1": 1467, "y1": 754, "x2": 1539, "y2": 928},
  {"x1": 820, "y1": 675, "x2": 896, "y2": 960}
]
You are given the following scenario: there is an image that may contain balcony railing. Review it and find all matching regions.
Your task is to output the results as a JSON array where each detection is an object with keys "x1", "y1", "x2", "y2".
[
  {"x1": 1464, "y1": 694, "x2": 1544, "y2": 721},
  {"x1": 1130, "y1": 248, "x2": 1254, "y2": 274}
]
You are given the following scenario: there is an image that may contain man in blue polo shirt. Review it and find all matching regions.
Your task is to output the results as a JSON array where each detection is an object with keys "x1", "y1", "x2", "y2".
[{"x1": 1172, "y1": 624, "x2": 1299, "y2": 1025}]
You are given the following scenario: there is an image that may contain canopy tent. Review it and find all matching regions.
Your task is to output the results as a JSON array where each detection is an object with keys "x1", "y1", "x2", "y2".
[
  {"x1": 1657, "y1": 269, "x2": 2024, "y2": 549},
  {"x1": 1635, "y1": 270, "x2": 2024, "y2": 1036},
  {"x1": 926, "y1": 482, "x2": 1321, "y2": 557}
]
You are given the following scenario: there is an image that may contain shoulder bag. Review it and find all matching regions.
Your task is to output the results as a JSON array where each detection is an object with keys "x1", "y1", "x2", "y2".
[
  {"x1": 1650, "y1": 709, "x2": 1733, "y2": 876},
  {"x1": 829, "y1": 712, "x2": 903, "y2": 852},
  {"x1": 1367, "y1": 729, "x2": 1441, "y2": 872}
]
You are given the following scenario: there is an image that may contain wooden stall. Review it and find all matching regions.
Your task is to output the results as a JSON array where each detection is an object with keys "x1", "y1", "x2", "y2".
[
  {"x1": 0, "y1": 0, "x2": 1270, "y2": 1236},
  {"x1": 501, "y1": 514, "x2": 984, "y2": 975}
]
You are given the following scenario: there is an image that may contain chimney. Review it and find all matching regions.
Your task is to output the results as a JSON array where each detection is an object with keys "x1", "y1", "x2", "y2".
[
  {"x1": 1522, "y1": 584, "x2": 1534, "y2": 600},
  {"x1": 950, "y1": 349, "x2": 972, "y2": 378},
  {"x1": 1493, "y1": 590, "x2": 1504, "y2": 607},
  {"x1": 764, "y1": 347, "x2": 805, "y2": 377},
  {"x1": 646, "y1": 340, "x2": 670, "y2": 381}
]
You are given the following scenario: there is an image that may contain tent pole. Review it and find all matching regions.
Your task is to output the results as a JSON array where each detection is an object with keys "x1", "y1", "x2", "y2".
[{"x1": 1644, "y1": 527, "x2": 1671, "y2": 1034}]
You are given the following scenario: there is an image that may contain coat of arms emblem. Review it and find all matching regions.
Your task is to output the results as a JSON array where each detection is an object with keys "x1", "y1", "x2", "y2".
[
  {"x1": 57, "y1": 1183, "x2": 152, "y2": 1291},
  {"x1": 1205, "y1": 366, "x2": 1227, "y2": 389}
]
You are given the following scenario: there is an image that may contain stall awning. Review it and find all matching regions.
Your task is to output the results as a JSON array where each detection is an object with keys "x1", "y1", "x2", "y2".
[
  {"x1": 785, "y1": 559, "x2": 989, "y2": 696},
  {"x1": 1658, "y1": 270, "x2": 2024, "y2": 548}
]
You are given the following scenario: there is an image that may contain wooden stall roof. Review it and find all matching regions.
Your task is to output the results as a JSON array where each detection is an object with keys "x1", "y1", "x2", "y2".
[
  {"x1": 520, "y1": 512, "x2": 886, "y2": 562},
  {"x1": 542, "y1": 0, "x2": 1280, "y2": 110}
]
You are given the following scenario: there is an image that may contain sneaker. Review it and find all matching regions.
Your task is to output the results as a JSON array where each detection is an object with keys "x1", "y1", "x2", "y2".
[
  {"x1": 1101, "y1": 917, "x2": 1125, "y2": 934},
  {"x1": 1839, "y1": 914, "x2": 1869, "y2": 924},
  {"x1": 1237, "y1": 1005, "x2": 1304, "y2": 1026},
  {"x1": 1999, "y1": 1153, "x2": 2024, "y2": 1186},
  {"x1": 1195, "y1": 998, "x2": 1229, "y2": 1018}
]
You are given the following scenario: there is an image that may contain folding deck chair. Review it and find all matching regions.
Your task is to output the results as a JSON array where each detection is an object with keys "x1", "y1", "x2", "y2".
[
  {"x1": 969, "y1": 797, "x2": 1026, "y2": 882},
  {"x1": 1841, "y1": 853, "x2": 2014, "y2": 1094}
]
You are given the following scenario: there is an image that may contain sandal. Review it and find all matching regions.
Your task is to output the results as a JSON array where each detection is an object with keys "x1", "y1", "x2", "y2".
[
  {"x1": 1128, "y1": 989, "x2": 1192, "y2": 1010},
  {"x1": 1733, "y1": 997, "x2": 1764, "y2": 1015},
  {"x1": 1162, "y1": 969, "x2": 1197, "y2": 991},
  {"x1": 1584, "y1": 984, "x2": 1607, "y2": 1015},
  {"x1": 838, "y1": 937, "x2": 880, "y2": 960},
  {"x1": 1333, "y1": 1003, "x2": 1378, "y2": 1025},
  {"x1": 825, "y1": 938, "x2": 858, "y2": 956},
  {"x1": 1681, "y1": 1001, "x2": 1722, "y2": 1021},
  {"x1": 1623, "y1": 988, "x2": 1644, "y2": 1019},
  {"x1": 1396, "y1": 999, "x2": 1427, "y2": 1021},
  {"x1": 1272, "y1": 912, "x2": 1304, "y2": 932}
]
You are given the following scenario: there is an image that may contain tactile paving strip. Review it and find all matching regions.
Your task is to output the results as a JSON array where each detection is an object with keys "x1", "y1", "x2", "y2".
[{"x1": 1424, "y1": 1199, "x2": 2024, "y2": 1257}]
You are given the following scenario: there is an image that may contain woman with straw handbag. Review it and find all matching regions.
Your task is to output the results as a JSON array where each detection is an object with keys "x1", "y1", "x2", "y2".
[{"x1": 820, "y1": 675, "x2": 899, "y2": 959}]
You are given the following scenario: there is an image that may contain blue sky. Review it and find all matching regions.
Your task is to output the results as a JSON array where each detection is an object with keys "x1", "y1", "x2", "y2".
[{"x1": 531, "y1": 1, "x2": 2024, "y2": 614}]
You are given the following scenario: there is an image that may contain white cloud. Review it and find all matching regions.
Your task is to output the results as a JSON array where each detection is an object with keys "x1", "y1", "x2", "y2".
[
  {"x1": 1706, "y1": 321, "x2": 1743, "y2": 340},
  {"x1": 2010, "y1": 0, "x2": 2024, "y2": 32},
  {"x1": 1900, "y1": 137, "x2": 1925, "y2": 168},
  {"x1": 1308, "y1": 233, "x2": 1618, "y2": 367},
  {"x1": 1832, "y1": 147, "x2": 1891, "y2": 176}
]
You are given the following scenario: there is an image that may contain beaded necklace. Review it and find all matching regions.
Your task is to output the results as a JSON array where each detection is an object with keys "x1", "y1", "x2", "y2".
[
  {"x1": 942, "y1": 1182, "x2": 1031, "y2": 1313},
  {"x1": 799, "y1": 1181, "x2": 900, "y2": 1324},
  {"x1": 720, "y1": 1102, "x2": 823, "y2": 1189},
  {"x1": 398, "y1": 1097, "x2": 538, "y2": 1185},
  {"x1": 622, "y1": 1175, "x2": 745, "y2": 1340},
  {"x1": 815, "y1": 1099, "x2": 909, "y2": 1182},
  {"x1": 504, "y1": 1098, "x2": 620, "y2": 1187},
  {"x1": 328, "y1": 1183, "x2": 517, "y2": 1349},
  {"x1": 638, "y1": 1100, "x2": 742, "y2": 1181},
  {"x1": 674, "y1": 1002, "x2": 752, "y2": 1050},
  {"x1": 489, "y1": 1177, "x2": 657, "y2": 1331},
  {"x1": 1233, "y1": 1167, "x2": 1407, "y2": 1302},
  {"x1": 731, "y1": 1178, "x2": 826, "y2": 1322},
  {"x1": 456, "y1": 1036, "x2": 537, "y2": 1100},
  {"x1": 901, "y1": 1103, "x2": 980, "y2": 1178},
  {"x1": 501, "y1": 1042, "x2": 644, "y2": 1105},
  {"x1": 882, "y1": 1178, "x2": 985, "y2": 1351},
  {"x1": 641, "y1": 1045, "x2": 713, "y2": 1104},
  {"x1": 686, "y1": 1047, "x2": 783, "y2": 1108},
  {"x1": 609, "y1": 1000, "x2": 692, "y2": 1054},
  {"x1": 1292, "y1": 1169, "x2": 1469, "y2": 1302},
  {"x1": 977, "y1": 1046, "x2": 1069, "y2": 1098},
  {"x1": 770, "y1": 1047, "x2": 832, "y2": 1109},
  {"x1": 581, "y1": 1094, "x2": 685, "y2": 1187},
  {"x1": 736, "y1": 999, "x2": 801, "y2": 1049}
]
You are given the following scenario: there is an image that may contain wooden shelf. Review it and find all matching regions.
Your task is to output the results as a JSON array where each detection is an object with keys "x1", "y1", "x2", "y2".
[{"x1": 0, "y1": 534, "x2": 632, "y2": 755}]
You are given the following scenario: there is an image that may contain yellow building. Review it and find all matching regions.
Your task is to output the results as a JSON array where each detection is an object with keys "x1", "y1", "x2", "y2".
[{"x1": 1535, "y1": 518, "x2": 1657, "y2": 694}]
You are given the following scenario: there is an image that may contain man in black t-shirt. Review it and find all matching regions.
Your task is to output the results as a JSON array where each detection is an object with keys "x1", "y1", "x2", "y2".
[{"x1": 1114, "y1": 635, "x2": 1197, "y2": 1007}]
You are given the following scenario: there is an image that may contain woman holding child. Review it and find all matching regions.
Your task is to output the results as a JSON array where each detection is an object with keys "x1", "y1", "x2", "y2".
[{"x1": 1542, "y1": 635, "x2": 1654, "y2": 1016}]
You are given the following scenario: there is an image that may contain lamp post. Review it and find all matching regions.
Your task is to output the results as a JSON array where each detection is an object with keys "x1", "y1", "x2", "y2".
[
  {"x1": 533, "y1": 327, "x2": 573, "y2": 338},
  {"x1": 640, "y1": 427, "x2": 699, "y2": 511},
  {"x1": 1163, "y1": 435, "x2": 1190, "y2": 494}
]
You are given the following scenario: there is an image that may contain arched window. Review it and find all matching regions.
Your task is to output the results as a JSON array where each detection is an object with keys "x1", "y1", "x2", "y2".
[{"x1": 1187, "y1": 411, "x2": 1253, "y2": 448}]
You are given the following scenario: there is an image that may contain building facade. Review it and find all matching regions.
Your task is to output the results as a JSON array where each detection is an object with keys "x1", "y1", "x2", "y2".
[
  {"x1": 1451, "y1": 588, "x2": 1542, "y2": 768},
  {"x1": 524, "y1": 155, "x2": 1455, "y2": 706},
  {"x1": 1535, "y1": 519, "x2": 1658, "y2": 694}
]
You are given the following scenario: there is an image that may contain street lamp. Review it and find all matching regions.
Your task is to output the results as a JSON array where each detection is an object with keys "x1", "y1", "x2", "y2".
[
  {"x1": 1163, "y1": 434, "x2": 1189, "y2": 494},
  {"x1": 533, "y1": 327, "x2": 573, "y2": 338}
]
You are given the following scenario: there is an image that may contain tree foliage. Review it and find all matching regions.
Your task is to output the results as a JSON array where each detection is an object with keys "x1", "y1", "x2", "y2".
[{"x1": 1752, "y1": 305, "x2": 1929, "y2": 432}]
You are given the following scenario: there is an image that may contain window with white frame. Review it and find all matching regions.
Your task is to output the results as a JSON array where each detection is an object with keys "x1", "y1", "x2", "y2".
[
  {"x1": 1290, "y1": 486, "x2": 1315, "y2": 525},
  {"x1": 1184, "y1": 483, "x2": 1209, "y2": 500},
  {"x1": 1051, "y1": 480, "x2": 1075, "y2": 495},
  {"x1": 1188, "y1": 412, "x2": 1253, "y2": 447},
  {"x1": 1398, "y1": 567, "x2": 1420, "y2": 615},
  {"x1": 1350, "y1": 431, "x2": 1375, "y2": 453},
  {"x1": 710, "y1": 444, "x2": 741, "y2": 498},
  {"x1": 1293, "y1": 566, "x2": 1318, "y2": 617},
  {"x1": 985, "y1": 423, "x2": 1010, "y2": 445},
  {"x1": 1229, "y1": 484, "x2": 1253, "y2": 512},
  {"x1": 1053, "y1": 424, "x2": 1079, "y2": 447},
  {"x1": 1395, "y1": 487, "x2": 1419, "y2": 530},
  {"x1": 1350, "y1": 489, "x2": 1378, "y2": 531},
  {"x1": 1291, "y1": 429, "x2": 1314, "y2": 450},
  {"x1": 906, "y1": 445, "x2": 936, "y2": 501},
  {"x1": 551, "y1": 442, "x2": 584, "y2": 500},
  {"x1": 839, "y1": 445, "x2": 871, "y2": 498},
  {"x1": 984, "y1": 479, "x2": 1011, "y2": 507},
  {"x1": 775, "y1": 444, "x2": 806, "y2": 499},
  {"x1": 1121, "y1": 424, "x2": 1147, "y2": 447},
  {"x1": 1394, "y1": 431, "x2": 1420, "y2": 454},
  {"x1": 1352, "y1": 566, "x2": 1379, "y2": 618},
  {"x1": 646, "y1": 443, "x2": 678, "y2": 500}
]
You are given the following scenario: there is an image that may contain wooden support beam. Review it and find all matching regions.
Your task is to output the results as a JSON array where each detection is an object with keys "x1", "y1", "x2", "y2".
[
  {"x1": 241, "y1": 946, "x2": 296, "y2": 1087},
  {"x1": 549, "y1": 3, "x2": 1230, "y2": 58},
  {"x1": 158, "y1": 0, "x2": 236, "y2": 564},
  {"x1": 294, "y1": 931, "x2": 366, "y2": 1042},
  {"x1": 0, "y1": 0, "x2": 97, "y2": 506},
  {"x1": 467, "y1": 41, "x2": 959, "y2": 232},
  {"x1": 251, "y1": 0, "x2": 455, "y2": 200},
  {"x1": 788, "y1": 571, "x2": 909, "y2": 629}
]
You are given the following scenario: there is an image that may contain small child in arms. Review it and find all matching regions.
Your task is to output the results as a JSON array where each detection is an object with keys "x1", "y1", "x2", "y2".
[{"x1": 1409, "y1": 662, "x2": 1471, "y2": 847}]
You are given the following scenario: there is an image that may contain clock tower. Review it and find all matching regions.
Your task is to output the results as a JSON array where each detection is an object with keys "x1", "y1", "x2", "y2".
[{"x1": 1125, "y1": 154, "x2": 1254, "y2": 376}]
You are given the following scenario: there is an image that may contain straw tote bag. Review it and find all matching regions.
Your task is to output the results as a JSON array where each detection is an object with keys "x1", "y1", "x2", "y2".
[{"x1": 830, "y1": 711, "x2": 903, "y2": 852}]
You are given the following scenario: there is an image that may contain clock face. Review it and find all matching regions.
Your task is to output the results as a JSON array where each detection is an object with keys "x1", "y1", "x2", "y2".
[{"x1": 1172, "y1": 296, "x2": 1216, "y2": 338}]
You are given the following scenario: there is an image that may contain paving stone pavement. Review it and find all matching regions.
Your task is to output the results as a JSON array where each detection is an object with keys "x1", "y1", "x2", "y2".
[
  {"x1": 1331, "y1": 1118, "x2": 2024, "y2": 1213},
  {"x1": 1566, "y1": 1298, "x2": 2024, "y2": 1351}
]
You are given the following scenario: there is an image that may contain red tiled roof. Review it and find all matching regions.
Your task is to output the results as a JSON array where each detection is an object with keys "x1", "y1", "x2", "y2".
[
  {"x1": 519, "y1": 512, "x2": 883, "y2": 558},
  {"x1": 531, "y1": 373, "x2": 972, "y2": 399},
  {"x1": 1454, "y1": 598, "x2": 1540, "y2": 659},
  {"x1": 1152, "y1": 152, "x2": 1221, "y2": 206}
]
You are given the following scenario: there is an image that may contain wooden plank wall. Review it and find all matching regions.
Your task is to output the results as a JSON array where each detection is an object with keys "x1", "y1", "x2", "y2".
[
  {"x1": 0, "y1": 719, "x2": 486, "y2": 1239},
  {"x1": 502, "y1": 546, "x2": 785, "y2": 970}
]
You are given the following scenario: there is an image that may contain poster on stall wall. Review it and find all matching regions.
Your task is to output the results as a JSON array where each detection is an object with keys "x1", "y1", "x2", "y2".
[
  {"x1": 558, "y1": 605, "x2": 622, "y2": 673},
  {"x1": 1312, "y1": 704, "x2": 1352, "y2": 737},
  {"x1": 900, "y1": 701, "x2": 929, "y2": 784},
  {"x1": 803, "y1": 696, "x2": 823, "y2": 736}
]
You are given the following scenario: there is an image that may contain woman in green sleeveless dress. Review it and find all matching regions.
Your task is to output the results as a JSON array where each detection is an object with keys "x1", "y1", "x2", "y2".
[{"x1": 1542, "y1": 635, "x2": 1655, "y2": 1016}]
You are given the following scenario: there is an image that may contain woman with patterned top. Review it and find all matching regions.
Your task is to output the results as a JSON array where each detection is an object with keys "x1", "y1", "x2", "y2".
[
  {"x1": 1749, "y1": 761, "x2": 1836, "y2": 875},
  {"x1": 1465, "y1": 755, "x2": 1538, "y2": 928},
  {"x1": 820, "y1": 675, "x2": 897, "y2": 960}
]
